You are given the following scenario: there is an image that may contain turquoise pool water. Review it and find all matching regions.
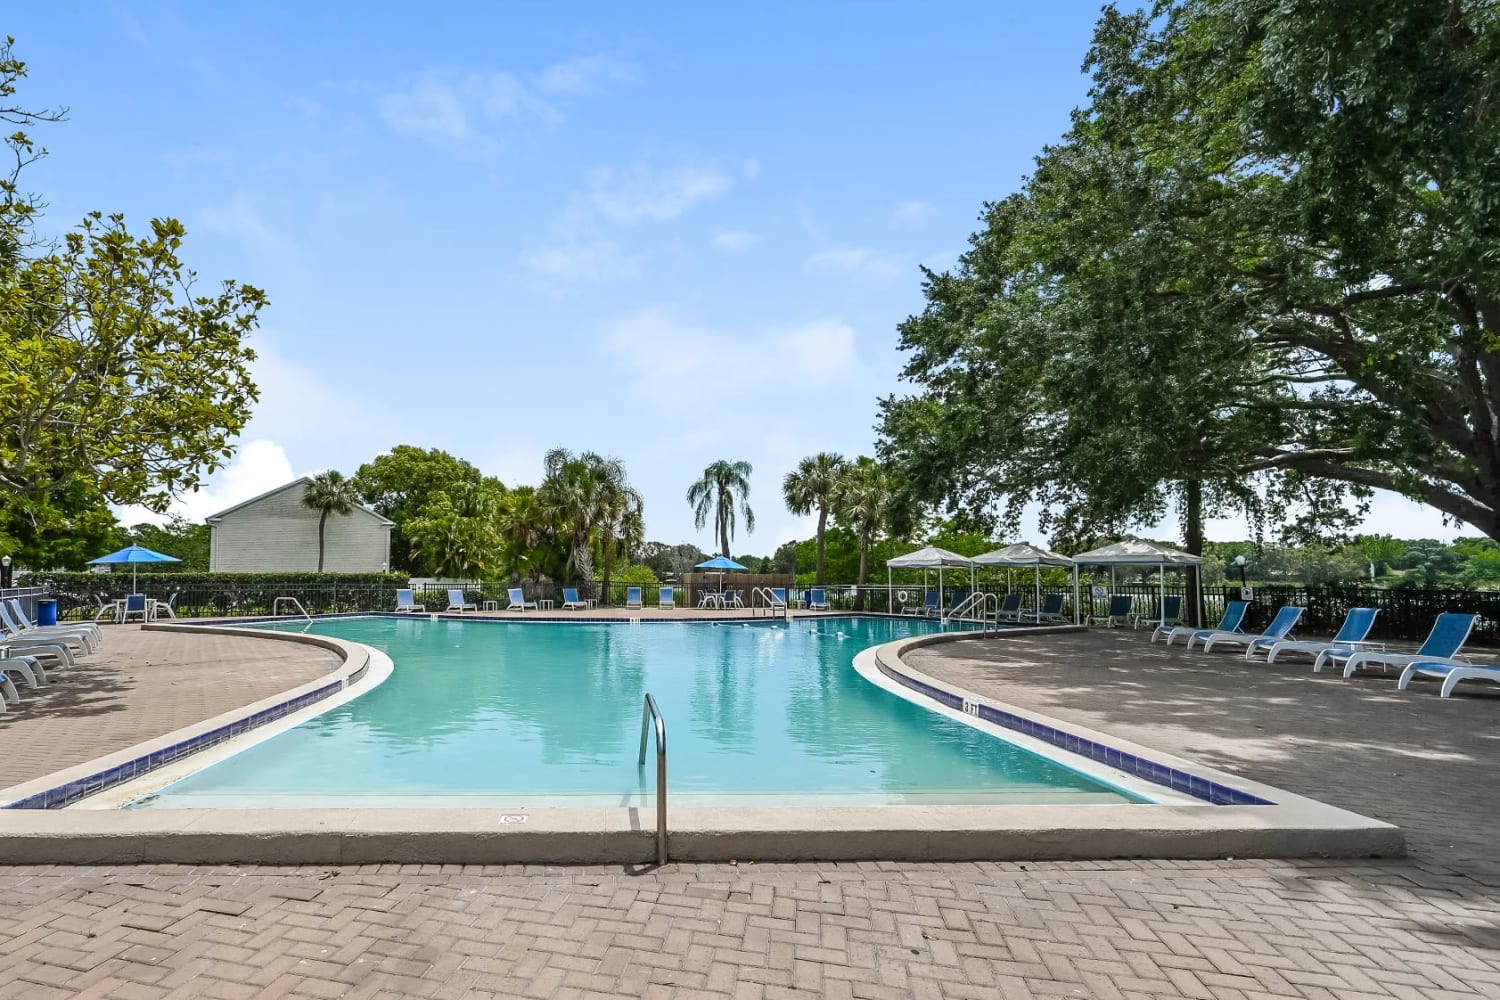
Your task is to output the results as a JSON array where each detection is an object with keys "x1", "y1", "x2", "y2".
[{"x1": 135, "y1": 616, "x2": 1142, "y2": 808}]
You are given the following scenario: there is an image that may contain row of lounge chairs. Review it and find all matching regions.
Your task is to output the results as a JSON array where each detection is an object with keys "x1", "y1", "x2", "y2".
[
  {"x1": 1150, "y1": 602, "x2": 1498, "y2": 697},
  {"x1": 0, "y1": 599, "x2": 104, "y2": 715},
  {"x1": 393, "y1": 586, "x2": 821, "y2": 614}
]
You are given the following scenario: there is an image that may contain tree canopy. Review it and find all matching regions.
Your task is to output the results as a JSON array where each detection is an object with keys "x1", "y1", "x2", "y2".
[{"x1": 879, "y1": 0, "x2": 1500, "y2": 547}]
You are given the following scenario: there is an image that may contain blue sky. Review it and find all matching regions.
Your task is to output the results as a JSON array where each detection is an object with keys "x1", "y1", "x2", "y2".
[{"x1": 11, "y1": 2, "x2": 1473, "y2": 552}]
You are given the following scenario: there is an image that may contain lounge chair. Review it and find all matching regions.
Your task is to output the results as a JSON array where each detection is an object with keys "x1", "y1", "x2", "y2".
[
  {"x1": 808, "y1": 587, "x2": 829, "y2": 611},
  {"x1": 506, "y1": 587, "x2": 537, "y2": 612},
  {"x1": 995, "y1": 593, "x2": 1024, "y2": 622},
  {"x1": 1, "y1": 650, "x2": 46, "y2": 690},
  {"x1": 1191, "y1": 605, "x2": 1303, "y2": 653},
  {"x1": 394, "y1": 589, "x2": 423, "y2": 613},
  {"x1": 1398, "y1": 657, "x2": 1500, "y2": 697},
  {"x1": 769, "y1": 587, "x2": 789, "y2": 610},
  {"x1": 1, "y1": 605, "x2": 92, "y2": 657},
  {"x1": 445, "y1": 589, "x2": 477, "y2": 613},
  {"x1": 657, "y1": 586, "x2": 675, "y2": 609},
  {"x1": 1154, "y1": 600, "x2": 1247, "y2": 645},
  {"x1": 943, "y1": 589, "x2": 970, "y2": 617},
  {"x1": 562, "y1": 587, "x2": 588, "y2": 610},
  {"x1": 0, "y1": 634, "x2": 74, "y2": 667},
  {"x1": 1026, "y1": 593, "x2": 1067, "y2": 623},
  {"x1": 1091, "y1": 595, "x2": 1134, "y2": 628},
  {"x1": 1256, "y1": 607, "x2": 1379, "y2": 664},
  {"x1": 1321, "y1": 612, "x2": 1477, "y2": 678},
  {"x1": 3, "y1": 601, "x2": 100, "y2": 651},
  {"x1": 119, "y1": 594, "x2": 151, "y2": 623},
  {"x1": 1131, "y1": 595, "x2": 1183, "y2": 631},
  {"x1": 625, "y1": 587, "x2": 644, "y2": 609}
]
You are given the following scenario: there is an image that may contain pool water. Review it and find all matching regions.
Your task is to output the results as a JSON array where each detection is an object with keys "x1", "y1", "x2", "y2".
[{"x1": 135, "y1": 617, "x2": 1142, "y2": 808}]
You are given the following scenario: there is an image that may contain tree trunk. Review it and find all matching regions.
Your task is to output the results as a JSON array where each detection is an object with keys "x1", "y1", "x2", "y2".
[
  {"x1": 601, "y1": 536, "x2": 613, "y2": 607},
  {"x1": 853, "y1": 538, "x2": 870, "y2": 611},
  {"x1": 719, "y1": 506, "x2": 730, "y2": 557},
  {"x1": 815, "y1": 507, "x2": 827, "y2": 585},
  {"x1": 575, "y1": 543, "x2": 598, "y2": 601},
  {"x1": 317, "y1": 510, "x2": 328, "y2": 573},
  {"x1": 1183, "y1": 478, "x2": 1205, "y2": 626}
]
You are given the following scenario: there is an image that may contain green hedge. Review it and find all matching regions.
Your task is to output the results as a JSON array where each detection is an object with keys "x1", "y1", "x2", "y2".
[{"x1": 31, "y1": 571, "x2": 410, "y2": 619}]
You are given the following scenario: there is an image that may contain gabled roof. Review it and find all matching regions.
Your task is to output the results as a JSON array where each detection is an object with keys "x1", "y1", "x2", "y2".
[
  {"x1": 1071, "y1": 539, "x2": 1201, "y2": 566},
  {"x1": 885, "y1": 545, "x2": 974, "y2": 568},
  {"x1": 204, "y1": 476, "x2": 395, "y2": 526},
  {"x1": 972, "y1": 542, "x2": 1074, "y2": 567}
]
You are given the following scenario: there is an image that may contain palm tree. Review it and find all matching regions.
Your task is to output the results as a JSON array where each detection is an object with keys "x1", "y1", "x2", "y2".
[
  {"x1": 833, "y1": 457, "x2": 891, "y2": 610},
  {"x1": 538, "y1": 448, "x2": 635, "y2": 602},
  {"x1": 783, "y1": 452, "x2": 847, "y2": 585},
  {"x1": 597, "y1": 479, "x2": 645, "y2": 603},
  {"x1": 301, "y1": 471, "x2": 360, "y2": 572},
  {"x1": 687, "y1": 460, "x2": 755, "y2": 558}
]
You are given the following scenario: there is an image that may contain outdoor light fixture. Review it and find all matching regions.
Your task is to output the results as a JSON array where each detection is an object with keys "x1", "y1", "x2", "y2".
[
  {"x1": 0, "y1": 554, "x2": 11, "y2": 589},
  {"x1": 1233, "y1": 554, "x2": 1249, "y2": 599}
]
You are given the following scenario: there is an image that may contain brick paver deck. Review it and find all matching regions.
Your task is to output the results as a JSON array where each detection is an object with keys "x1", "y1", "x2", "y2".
[
  {"x1": 3, "y1": 626, "x2": 1500, "y2": 998},
  {"x1": 0, "y1": 626, "x2": 340, "y2": 787}
]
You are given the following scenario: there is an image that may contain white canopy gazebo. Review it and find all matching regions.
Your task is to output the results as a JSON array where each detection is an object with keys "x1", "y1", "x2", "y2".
[
  {"x1": 885, "y1": 546, "x2": 975, "y2": 614},
  {"x1": 1071, "y1": 539, "x2": 1204, "y2": 627},
  {"x1": 973, "y1": 542, "x2": 1077, "y2": 623}
]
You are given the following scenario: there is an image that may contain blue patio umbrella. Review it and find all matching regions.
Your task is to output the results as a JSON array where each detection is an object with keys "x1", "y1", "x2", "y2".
[
  {"x1": 88, "y1": 543, "x2": 181, "y2": 591},
  {"x1": 695, "y1": 555, "x2": 748, "y2": 599}
]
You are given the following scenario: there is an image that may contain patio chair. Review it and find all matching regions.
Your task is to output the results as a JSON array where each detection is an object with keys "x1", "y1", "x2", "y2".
[
  {"x1": 1398, "y1": 657, "x2": 1500, "y2": 698},
  {"x1": 3, "y1": 601, "x2": 100, "y2": 652},
  {"x1": 1319, "y1": 612, "x2": 1477, "y2": 678},
  {"x1": 1091, "y1": 594, "x2": 1134, "y2": 628},
  {"x1": 118, "y1": 594, "x2": 151, "y2": 624},
  {"x1": 1, "y1": 650, "x2": 46, "y2": 690},
  {"x1": 1256, "y1": 607, "x2": 1379, "y2": 664},
  {"x1": 725, "y1": 589, "x2": 744, "y2": 609},
  {"x1": 1154, "y1": 600, "x2": 1246, "y2": 645},
  {"x1": 625, "y1": 587, "x2": 644, "y2": 609},
  {"x1": 445, "y1": 589, "x2": 477, "y2": 613},
  {"x1": 995, "y1": 593, "x2": 1024, "y2": 622},
  {"x1": 698, "y1": 589, "x2": 719, "y2": 608},
  {"x1": 1130, "y1": 595, "x2": 1183, "y2": 631},
  {"x1": 1027, "y1": 593, "x2": 1067, "y2": 623},
  {"x1": 506, "y1": 587, "x2": 537, "y2": 612},
  {"x1": 0, "y1": 634, "x2": 75, "y2": 667},
  {"x1": 151, "y1": 590, "x2": 179, "y2": 620},
  {"x1": 944, "y1": 589, "x2": 970, "y2": 616},
  {"x1": 394, "y1": 589, "x2": 423, "y2": 613},
  {"x1": 1190, "y1": 605, "x2": 1303, "y2": 653},
  {"x1": 808, "y1": 587, "x2": 829, "y2": 611},
  {"x1": 769, "y1": 587, "x2": 789, "y2": 610},
  {"x1": 562, "y1": 588, "x2": 588, "y2": 610},
  {"x1": 658, "y1": 586, "x2": 675, "y2": 609}
]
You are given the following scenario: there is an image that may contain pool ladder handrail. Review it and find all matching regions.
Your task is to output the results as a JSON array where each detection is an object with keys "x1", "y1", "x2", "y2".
[
  {"x1": 949, "y1": 592, "x2": 998, "y2": 632},
  {"x1": 748, "y1": 586, "x2": 789, "y2": 620},
  {"x1": 272, "y1": 596, "x2": 312, "y2": 623},
  {"x1": 638, "y1": 693, "x2": 668, "y2": 866}
]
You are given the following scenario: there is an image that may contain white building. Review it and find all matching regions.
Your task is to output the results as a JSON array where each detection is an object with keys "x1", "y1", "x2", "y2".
[{"x1": 206, "y1": 477, "x2": 394, "y2": 573}]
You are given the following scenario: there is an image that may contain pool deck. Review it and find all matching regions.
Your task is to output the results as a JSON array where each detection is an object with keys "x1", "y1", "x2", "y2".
[{"x1": 2, "y1": 624, "x2": 1499, "y2": 997}]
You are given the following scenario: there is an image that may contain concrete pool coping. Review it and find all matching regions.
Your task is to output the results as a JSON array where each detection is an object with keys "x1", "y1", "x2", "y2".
[{"x1": 0, "y1": 618, "x2": 1403, "y2": 865}]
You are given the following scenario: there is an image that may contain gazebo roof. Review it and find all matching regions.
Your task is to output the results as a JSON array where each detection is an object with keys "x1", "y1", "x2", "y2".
[
  {"x1": 972, "y1": 542, "x2": 1074, "y2": 568},
  {"x1": 1071, "y1": 539, "x2": 1202, "y2": 566},
  {"x1": 885, "y1": 545, "x2": 974, "y2": 569}
]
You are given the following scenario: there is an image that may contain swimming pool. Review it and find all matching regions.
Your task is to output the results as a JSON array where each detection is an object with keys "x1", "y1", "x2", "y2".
[{"x1": 132, "y1": 616, "x2": 1144, "y2": 808}]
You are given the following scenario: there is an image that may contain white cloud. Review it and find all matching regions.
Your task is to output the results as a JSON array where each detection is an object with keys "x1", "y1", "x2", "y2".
[
  {"x1": 522, "y1": 237, "x2": 642, "y2": 283},
  {"x1": 534, "y1": 55, "x2": 637, "y2": 96},
  {"x1": 377, "y1": 73, "x2": 557, "y2": 156},
  {"x1": 894, "y1": 200, "x2": 936, "y2": 227},
  {"x1": 600, "y1": 307, "x2": 859, "y2": 408},
  {"x1": 588, "y1": 162, "x2": 731, "y2": 224},
  {"x1": 806, "y1": 246, "x2": 906, "y2": 280},
  {"x1": 711, "y1": 230, "x2": 759, "y2": 253},
  {"x1": 114, "y1": 439, "x2": 296, "y2": 527}
]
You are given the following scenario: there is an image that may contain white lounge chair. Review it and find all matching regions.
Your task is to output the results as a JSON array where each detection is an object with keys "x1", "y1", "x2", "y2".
[
  {"x1": 2, "y1": 602, "x2": 99, "y2": 652},
  {"x1": 625, "y1": 587, "x2": 644, "y2": 609},
  {"x1": 1131, "y1": 595, "x2": 1183, "y2": 631},
  {"x1": 561, "y1": 588, "x2": 588, "y2": 610},
  {"x1": 1091, "y1": 595, "x2": 1134, "y2": 628},
  {"x1": 1256, "y1": 607, "x2": 1379, "y2": 663},
  {"x1": 1324, "y1": 612, "x2": 1477, "y2": 678},
  {"x1": 1154, "y1": 600, "x2": 1247, "y2": 645},
  {"x1": 808, "y1": 587, "x2": 830, "y2": 611},
  {"x1": 1026, "y1": 593, "x2": 1067, "y2": 623},
  {"x1": 506, "y1": 588, "x2": 537, "y2": 612},
  {"x1": 658, "y1": 587, "x2": 675, "y2": 608},
  {"x1": 1191, "y1": 605, "x2": 1303, "y2": 653},
  {"x1": 394, "y1": 589, "x2": 423, "y2": 613},
  {"x1": 445, "y1": 589, "x2": 477, "y2": 613},
  {"x1": 1398, "y1": 658, "x2": 1500, "y2": 697},
  {"x1": 1, "y1": 650, "x2": 46, "y2": 690},
  {"x1": 995, "y1": 593, "x2": 1024, "y2": 622},
  {"x1": 0, "y1": 635, "x2": 74, "y2": 667}
]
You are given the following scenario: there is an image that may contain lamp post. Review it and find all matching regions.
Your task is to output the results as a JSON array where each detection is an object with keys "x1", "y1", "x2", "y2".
[
  {"x1": 1, "y1": 554, "x2": 11, "y2": 589},
  {"x1": 1234, "y1": 554, "x2": 1249, "y2": 600}
]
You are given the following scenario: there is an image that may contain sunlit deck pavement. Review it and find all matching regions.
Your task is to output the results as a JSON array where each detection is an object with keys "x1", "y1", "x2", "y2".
[{"x1": 2, "y1": 622, "x2": 1500, "y2": 998}]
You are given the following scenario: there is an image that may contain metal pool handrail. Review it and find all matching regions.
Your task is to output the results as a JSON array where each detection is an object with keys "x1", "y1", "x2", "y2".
[
  {"x1": 638, "y1": 693, "x2": 668, "y2": 866},
  {"x1": 272, "y1": 596, "x2": 312, "y2": 622}
]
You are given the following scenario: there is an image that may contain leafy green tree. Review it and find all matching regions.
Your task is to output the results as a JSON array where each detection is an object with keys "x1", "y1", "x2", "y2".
[
  {"x1": 125, "y1": 516, "x2": 209, "y2": 572},
  {"x1": 539, "y1": 449, "x2": 634, "y2": 602},
  {"x1": 1, "y1": 42, "x2": 265, "y2": 521},
  {"x1": 783, "y1": 452, "x2": 847, "y2": 585},
  {"x1": 638, "y1": 541, "x2": 708, "y2": 580},
  {"x1": 495, "y1": 485, "x2": 560, "y2": 587},
  {"x1": 687, "y1": 460, "x2": 755, "y2": 558},
  {"x1": 0, "y1": 474, "x2": 122, "y2": 570},
  {"x1": 405, "y1": 480, "x2": 505, "y2": 579},
  {"x1": 596, "y1": 472, "x2": 644, "y2": 604},
  {"x1": 301, "y1": 471, "x2": 360, "y2": 573},
  {"x1": 353, "y1": 446, "x2": 485, "y2": 573},
  {"x1": 1356, "y1": 534, "x2": 1406, "y2": 582},
  {"x1": 832, "y1": 456, "x2": 891, "y2": 607},
  {"x1": 881, "y1": 0, "x2": 1500, "y2": 545}
]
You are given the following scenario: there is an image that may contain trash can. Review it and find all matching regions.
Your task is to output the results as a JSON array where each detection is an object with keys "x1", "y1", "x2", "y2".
[{"x1": 35, "y1": 599, "x2": 58, "y2": 627}]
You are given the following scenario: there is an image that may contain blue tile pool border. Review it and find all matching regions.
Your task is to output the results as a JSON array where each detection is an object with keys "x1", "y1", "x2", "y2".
[{"x1": 872, "y1": 648, "x2": 1272, "y2": 807}]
